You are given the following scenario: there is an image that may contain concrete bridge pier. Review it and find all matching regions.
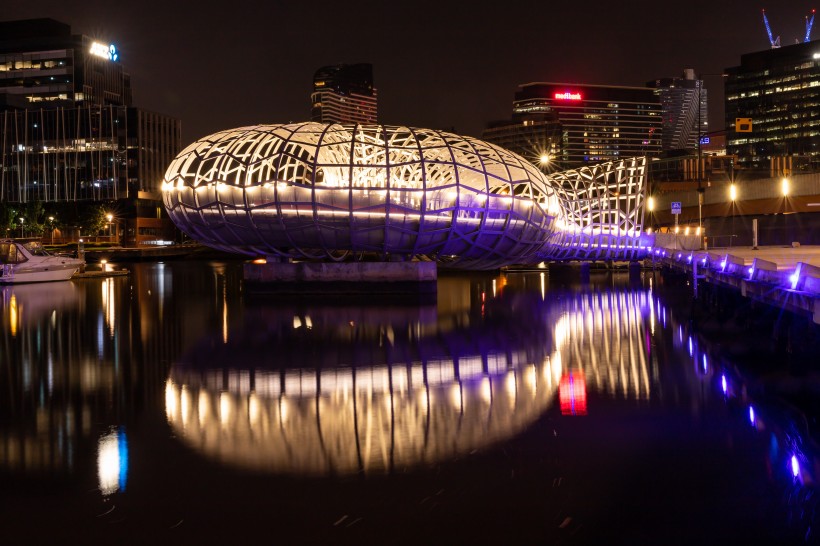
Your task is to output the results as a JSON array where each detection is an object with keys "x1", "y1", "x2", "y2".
[{"x1": 580, "y1": 262, "x2": 590, "y2": 283}]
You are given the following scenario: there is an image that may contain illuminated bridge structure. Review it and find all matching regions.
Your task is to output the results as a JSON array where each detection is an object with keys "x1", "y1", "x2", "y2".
[{"x1": 162, "y1": 123, "x2": 650, "y2": 269}]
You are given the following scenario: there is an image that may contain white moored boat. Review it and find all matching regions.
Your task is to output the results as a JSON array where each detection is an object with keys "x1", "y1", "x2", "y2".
[{"x1": 0, "y1": 239, "x2": 84, "y2": 284}]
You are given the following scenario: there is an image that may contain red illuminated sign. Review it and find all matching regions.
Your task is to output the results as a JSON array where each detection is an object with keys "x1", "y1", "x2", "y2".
[{"x1": 554, "y1": 92, "x2": 582, "y2": 101}]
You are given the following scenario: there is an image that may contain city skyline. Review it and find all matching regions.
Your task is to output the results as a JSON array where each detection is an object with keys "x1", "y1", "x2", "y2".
[{"x1": 3, "y1": 0, "x2": 815, "y2": 146}]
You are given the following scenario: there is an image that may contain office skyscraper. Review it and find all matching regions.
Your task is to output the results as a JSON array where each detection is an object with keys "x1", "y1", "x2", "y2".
[
  {"x1": 311, "y1": 63, "x2": 377, "y2": 124},
  {"x1": 648, "y1": 69, "x2": 707, "y2": 152}
]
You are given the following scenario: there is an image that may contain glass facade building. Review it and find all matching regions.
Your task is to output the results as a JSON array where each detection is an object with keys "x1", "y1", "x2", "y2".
[
  {"x1": 647, "y1": 69, "x2": 707, "y2": 152},
  {"x1": 0, "y1": 19, "x2": 181, "y2": 204},
  {"x1": 0, "y1": 18, "x2": 182, "y2": 245},
  {"x1": 726, "y1": 40, "x2": 820, "y2": 170},
  {"x1": 483, "y1": 83, "x2": 662, "y2": 168},
  {"x1": 311, "y1": 64, "x2": 378, "y2": 124}
]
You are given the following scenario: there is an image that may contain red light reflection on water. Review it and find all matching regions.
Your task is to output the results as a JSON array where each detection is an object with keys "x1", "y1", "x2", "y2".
[{"x1": 559, "y1": 372, "x2": 587, "y2": 416}]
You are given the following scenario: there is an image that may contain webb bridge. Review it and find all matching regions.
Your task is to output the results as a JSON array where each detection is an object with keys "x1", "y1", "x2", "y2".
[{"x1": 161, "y1": 122, "x2": 651, "y2": 269}]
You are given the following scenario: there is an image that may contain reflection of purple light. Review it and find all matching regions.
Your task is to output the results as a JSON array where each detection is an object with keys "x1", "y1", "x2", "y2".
[
  {"x1": 790, "y1": 272, "x2": 799, "y2": 289},
  {"x1": 748, "y1": 267, "x2": 754, "y2": 278},
  {"x1": 721, "y1": 374, "x2": 727, "y2": 394},
  {"x1": 701, "y1": 258, "x2": 707, "y2": 265},
  {"x1": 688, "y1": 337, "x2": 693, "y2": 356},
  {"x1": 687, "y1": 255, "x2": 692, "y2": 263},
  {"x1": 702, "y1": 354, "x2": 708, "y2": 373},
  {"x1": 677, "y1": 253, "x2": 682, "y2": 259},
  {"x1": 720, "y1": 260, "x2": 726, "y2": 270},
  {"x1": 791, "y1": 455, "x2": 800, "y2": 477},
  {"x1": 749, "y1": 406, "x2": 755, "y2": 426}
]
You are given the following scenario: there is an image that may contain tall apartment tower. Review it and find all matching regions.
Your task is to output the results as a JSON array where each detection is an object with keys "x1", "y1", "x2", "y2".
[
  {"x1": 648, "y1": 69, "x2": 707, "y2": 152},
  {"x1": 311, "y1": 64, "x2": 377, "y2": 124}
]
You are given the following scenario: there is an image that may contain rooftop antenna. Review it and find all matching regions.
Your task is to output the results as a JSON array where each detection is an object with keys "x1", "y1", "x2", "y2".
[
  {"x1": 805, "y1": 9, "x2": 816, "y2": 42},
  {"x1": 763, "y1": 9, "x2": 781, "y2": 48}
]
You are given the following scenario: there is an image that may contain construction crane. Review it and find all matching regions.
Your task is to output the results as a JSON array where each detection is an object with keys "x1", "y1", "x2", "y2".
[
  {"x1": 806, "y1": 9, "x2": 816, "y2": 43},
  {"x1": 763, "y1": 9, "x2": 781, "y2": 48}
]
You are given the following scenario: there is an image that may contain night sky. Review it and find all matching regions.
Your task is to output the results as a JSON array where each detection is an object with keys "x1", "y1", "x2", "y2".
[{"x1": 4, "y1": 0, "x2": 816, "y2": 145}]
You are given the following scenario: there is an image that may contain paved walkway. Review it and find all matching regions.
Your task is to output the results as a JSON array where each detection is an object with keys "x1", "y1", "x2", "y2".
[{"x1": 706, "y1": 245, "x2": 820, "y2": 270}]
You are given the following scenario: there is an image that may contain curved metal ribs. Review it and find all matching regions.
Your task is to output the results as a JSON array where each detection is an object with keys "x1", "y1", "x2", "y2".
[{"x1": 162, "y1": 123, "x2": 649, "y2": 268}]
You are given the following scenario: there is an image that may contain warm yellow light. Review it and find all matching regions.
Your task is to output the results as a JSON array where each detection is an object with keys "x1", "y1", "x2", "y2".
[
  {"x1": 696, "y1": 227, "x2": 702, "y2": 235},
  {"x1": 684, "y1": 226, "x2": 690, "y2": 236},
  {"x1": 540, "y1": 154, "x2": 550, "y2": 165},
  {"x1": 729, "y1": 184, "x2": 737, "y2": 201},
  {"x1": 9, "y1": 294, "x2": 18, "y2": 338},
  {"x1": 165, "y1": 380, "x2": 178, "y2": 422},
  {"x1": 647, "y1": 196, "x2": 655, "y2": 212},
  {"x1": 646, "y1": 227, "x2": 653, "y2": 234},
  {"x1": 106, "y1": 214, "x2": 113, "y2": 222},
  {"x1": 674, "y1": 226, "x2": 680, "y2": 234},
  {"x1": 782, "y1": 177, "x2": 789, "y2": 197}
]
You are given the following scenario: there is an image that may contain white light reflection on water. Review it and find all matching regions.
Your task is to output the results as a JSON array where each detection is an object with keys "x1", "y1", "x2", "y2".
[
  {"x1": 163, "y1": 278, "x2": 666, "y2": 476},
  {"x1": 97, "y1": 427, "x2": 128, "y2": 496}
]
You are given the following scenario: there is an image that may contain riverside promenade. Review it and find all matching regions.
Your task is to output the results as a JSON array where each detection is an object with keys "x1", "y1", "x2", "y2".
[
  {"x1": 707, "y1": 245, "x2": 820, "y2": 270},
  {"x1": 651, "y1": 242, "x2": 820, "y2": 325}
]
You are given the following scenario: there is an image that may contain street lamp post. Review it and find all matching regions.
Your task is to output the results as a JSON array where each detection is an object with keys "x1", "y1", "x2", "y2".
[
  {"x1": 106, "y1": 213, "x2": 114, "y2": 242},
  {"x1": 48, "y1": 216, "x2": 55, "y2": 245},
  {"x1": 781, "y1": 177, "x2": 789, "y2": 245},
  {"x1": 696, "y1": 72, "x2": 728, "y2": 249},
  {"x1": 729, "y1": 183, "x2": 737, "y2": 247},
  {"x1": 19, "y1": 217, "x2": 24, "y2": 238}
]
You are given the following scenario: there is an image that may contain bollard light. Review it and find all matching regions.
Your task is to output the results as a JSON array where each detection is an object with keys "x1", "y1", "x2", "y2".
[{"x1": 782, "y1": 178, "x2": 789, "y2": 197}]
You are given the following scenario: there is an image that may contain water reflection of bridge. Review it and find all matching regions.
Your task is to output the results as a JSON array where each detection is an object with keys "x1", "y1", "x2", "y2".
[{"x1": 165, "y1": 279, "x2": 659, "y2": 475}]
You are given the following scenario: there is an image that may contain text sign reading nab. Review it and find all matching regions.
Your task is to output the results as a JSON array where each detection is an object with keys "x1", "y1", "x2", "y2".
[{"x1": 671, "y1": 202, "x2": 682, "y2": 215}]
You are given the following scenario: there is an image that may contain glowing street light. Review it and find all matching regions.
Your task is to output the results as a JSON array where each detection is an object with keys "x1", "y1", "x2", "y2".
[
  {"x1": 106, "y1": 213, "x2": 114, "y2": 241},
  {"x1": 729, "y1": 184, "x2": 737, "y2": 247},
  {"x1": 781, "y1": 177, "x2": 790, "y2": 244},
  {"x1": 539, "y1": 154, "x2": 550, "y2": 166}
]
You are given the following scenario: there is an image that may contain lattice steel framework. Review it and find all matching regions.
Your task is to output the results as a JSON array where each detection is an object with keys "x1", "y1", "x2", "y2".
[{"x1": 162, "y1": 123, "x2": 649, "y2": 268}]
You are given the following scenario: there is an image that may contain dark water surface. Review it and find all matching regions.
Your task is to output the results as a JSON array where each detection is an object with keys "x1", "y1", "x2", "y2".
[{"x1": 1, "y1": 261, "x2": 818, "y2": 544}]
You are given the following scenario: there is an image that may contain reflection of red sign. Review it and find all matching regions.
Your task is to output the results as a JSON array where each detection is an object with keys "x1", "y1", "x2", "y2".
[
  {"x1": 554, "y1": 92, "x2": 582, "y2": 101},
  {"x1": 559, "y1": 372, "x2": 587, "y2": 415}
]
